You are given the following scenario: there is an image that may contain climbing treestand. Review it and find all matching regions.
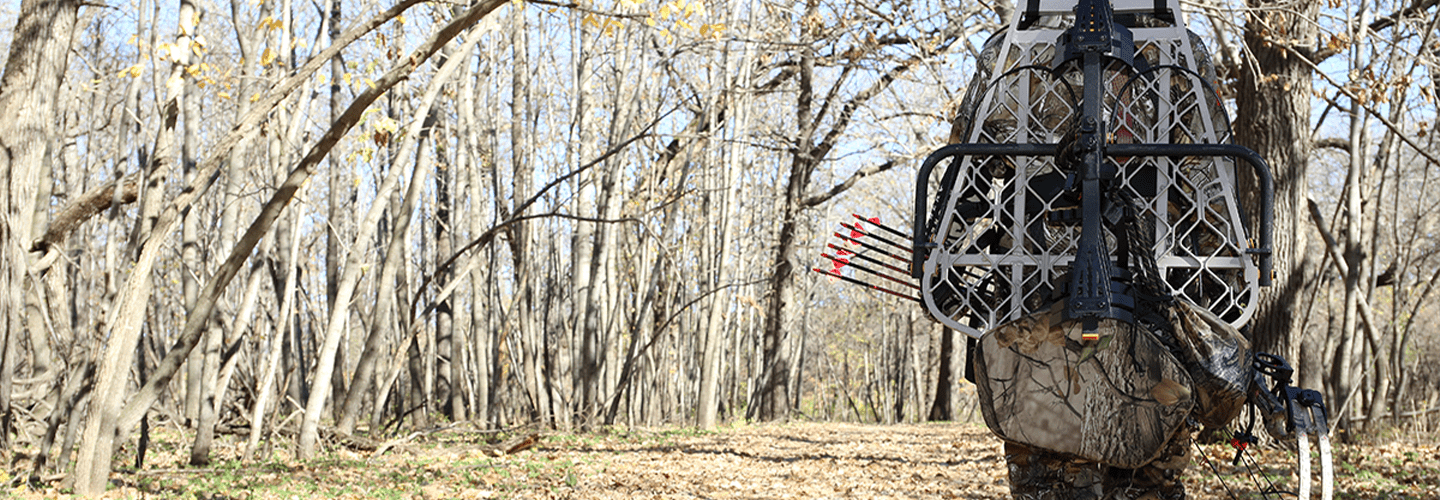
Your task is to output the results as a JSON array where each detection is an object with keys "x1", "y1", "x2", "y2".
[{"x1": 818, "y1": 0, "x2": 1335, "y2": 497}]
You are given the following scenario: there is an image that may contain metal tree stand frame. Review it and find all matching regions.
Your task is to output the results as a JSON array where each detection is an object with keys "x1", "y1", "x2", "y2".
[{"x1": 897, "y1": 0, "x2": 1333, "y2": 497}]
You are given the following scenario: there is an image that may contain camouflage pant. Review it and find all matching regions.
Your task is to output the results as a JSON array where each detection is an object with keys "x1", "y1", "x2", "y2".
[{"x1": 1005, "y1": 421, "x2": 1195, "y2": 500}]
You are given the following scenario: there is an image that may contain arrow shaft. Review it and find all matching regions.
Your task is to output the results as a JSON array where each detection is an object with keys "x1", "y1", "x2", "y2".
[
  {"x1": 811, "y1": 267, "x2": 920, "y2": 302},
  {"x1": 853, "y1": 213, "x2": 910, "y2": 240},
  {"x1": 822, "y1": 253, "x2": 919, "y2": 290},
  {"x1": 841, "y1": 222, "x2": 911, "y2": 253},
  {"x1": 828, "y1": 243, "x2": 911, "y2": 277},
  {"x1": 833, "y1": 232, "x2": 911, "y2": 264}
]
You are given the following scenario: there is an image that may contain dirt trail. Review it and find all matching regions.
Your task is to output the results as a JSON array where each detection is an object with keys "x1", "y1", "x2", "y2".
[
  {"x1": 553, "y1": 422, "x2": 1011, "y2": 500},
  {"x1": 535, "y1": 422, "x2": 1439, "y2": 500}
]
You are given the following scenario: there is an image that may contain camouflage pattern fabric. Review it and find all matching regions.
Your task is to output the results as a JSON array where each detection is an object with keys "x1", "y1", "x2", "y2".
[
  {"x1": 974, "y1": 303, "x2": 1195, "y2": 469},
  {"x1": 1160, "y1": 300, "x2": 1250, "y2": 428},
  {"x1": 975, "y1": 297, "x2": 1251, "y2": 499},
  {"x1": 1006, "y1": 419, "x2": 1196, "y2": 500}
]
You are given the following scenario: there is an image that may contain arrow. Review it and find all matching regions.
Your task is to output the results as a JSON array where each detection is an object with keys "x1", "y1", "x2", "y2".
[
  {"x1": 832, "y1": 231, "x2": 911, "y2": 264},
  {"x1": 839, "y1": 222, "x2": 911, "y2": 253},
  {"x1": 827, "y1": 243, "x2": 910, "y2": 277},
  {"x1": 853, "y1": 213, "x2": 909, "y2": 240},
  {"x1": 811, "y1": 267, "x2": 920, "y2": 302},
  {"x1": 821, "y1": 253, "x2": 919, "y2": 290}
]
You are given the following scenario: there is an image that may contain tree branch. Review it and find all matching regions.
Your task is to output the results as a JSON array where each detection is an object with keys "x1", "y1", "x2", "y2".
[
  {"x1": 32, "y1": 173, "x2": 140, "y2": 255},
  {"x1": 1313, "y1": 0, "x2": 1440, "y2": 62},
  {"x1": 1285, "y1": 43, "x2": 1440, "y2": 170},
  {"x1": 1370, "y1": 0, "x2": 1439, "y2": 33},
  {"x1": 802, "y1": 159, "x2": 897, "y2": 208},
  {"x1": 1314, "y1": 137, "x2": 1350, "y2": 153}
]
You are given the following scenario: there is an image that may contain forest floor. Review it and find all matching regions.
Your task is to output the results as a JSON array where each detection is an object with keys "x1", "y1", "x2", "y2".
[{"x1": 7, "y1": 420, "x2": 1439, "y2": 499}]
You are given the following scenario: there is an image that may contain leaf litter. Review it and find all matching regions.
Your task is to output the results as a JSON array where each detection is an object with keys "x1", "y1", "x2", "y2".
[{"x1": 7, "y1": 421, "x2": 1438, "y2": 498}]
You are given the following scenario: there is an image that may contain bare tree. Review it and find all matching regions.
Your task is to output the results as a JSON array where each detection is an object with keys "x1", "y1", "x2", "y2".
[{"x1": 0, "y1": 0, "x2": 80, "y2": 455}]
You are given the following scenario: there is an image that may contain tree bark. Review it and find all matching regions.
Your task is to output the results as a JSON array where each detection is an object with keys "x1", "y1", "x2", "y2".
[
  {"x1": 436, "y1": 132, "x2": 460, "y2": 422},
  {"x1": 1234, "y1": 0, "x2": 1319, "y2": 368},
  {"x1": 928, "y1": 326, "x2": 955, "y2": 421},
  {"x1": 0, "y1": 0, "x2": 80, "y2": 456},
  {"x1": 1335, "y1": 9, "x2": 1372, "y2": 434}
]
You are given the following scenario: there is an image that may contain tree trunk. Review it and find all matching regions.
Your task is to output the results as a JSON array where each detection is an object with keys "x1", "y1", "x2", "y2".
[
  {"x1": 698, "y1": 118, "x2": 740, "y2": 428},
  {"x1": 0, "y1": 0, "x2": 80, "y2": 455},
  {"x1": 436, "y1": 131, "x2": 460, "y2": 422},
  {"x1": 928, "y1": 326, "x2": 955, "y2": 421},
  {"x1": 459, "y1": 43, "x2": 491, "y2": 428},
  {"x1": 323, "y1": 0, "x2": 350, "y2": 425},
  {"x1": 1234, "y1": 0, "x2": 1319, "y2": 367},
  {"x1": 74, "y1": 0, "x2": 194, "y2": 489},
  {"x1": 507, "y1": 3, "x2": 551, "y2": 425},
  {"x1": 750, "y1": 0, "x2": 821, "y2": 421},
  {"x1": 301, "y1": 21, "x2": 486, "y2": 453},
  {"x1": 184, "y1": 9, "x2": 228, "y2": 460}
]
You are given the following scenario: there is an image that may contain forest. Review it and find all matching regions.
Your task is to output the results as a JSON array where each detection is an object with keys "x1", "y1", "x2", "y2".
[{"x1": 0, "y1": 0, "x2": 1437, "y2": 496}]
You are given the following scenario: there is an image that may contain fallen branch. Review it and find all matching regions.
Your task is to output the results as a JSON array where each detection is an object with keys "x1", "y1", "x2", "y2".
[{"x1": 370, "y1": 423, "x2": 542, "y2": 458}]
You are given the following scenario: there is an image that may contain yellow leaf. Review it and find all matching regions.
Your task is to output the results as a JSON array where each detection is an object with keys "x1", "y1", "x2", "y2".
[
  {"x1": 363, "y1": 78, "x2": 376, "y2": 90},
  {"x1": 250, "y1": 92, "x2": 263, "y2": 102},
  {"x1": 343, "y1": 72, "x2": 353, "y2": 84},
  {"x1": 583, "y1": 13, "x2": 600, "y2": 28},
  {"x1": 374, "y1": 116, "x2": 399, "y2": 133},
  {"x1": 397, "y1": 14, "x2": 406, "y2": 24},
  {"x1": 117, "y1": 63, "x2": 143, "y2": 78},
  {"x1": 658, "y1": 3, "x2": 672, "y2": 19},
  {"x1": 218, "y1": 91, "x2": 231, "y2": 100},
  {"x1": 261, "y1": 47, "x2": 278, "y2": 66},
  {"x1": 676, "y1": 19, "x2": 693, "y2": 31},
  {"x1": 645, "y1": 15, "x2": 656, "y2": 27}
]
